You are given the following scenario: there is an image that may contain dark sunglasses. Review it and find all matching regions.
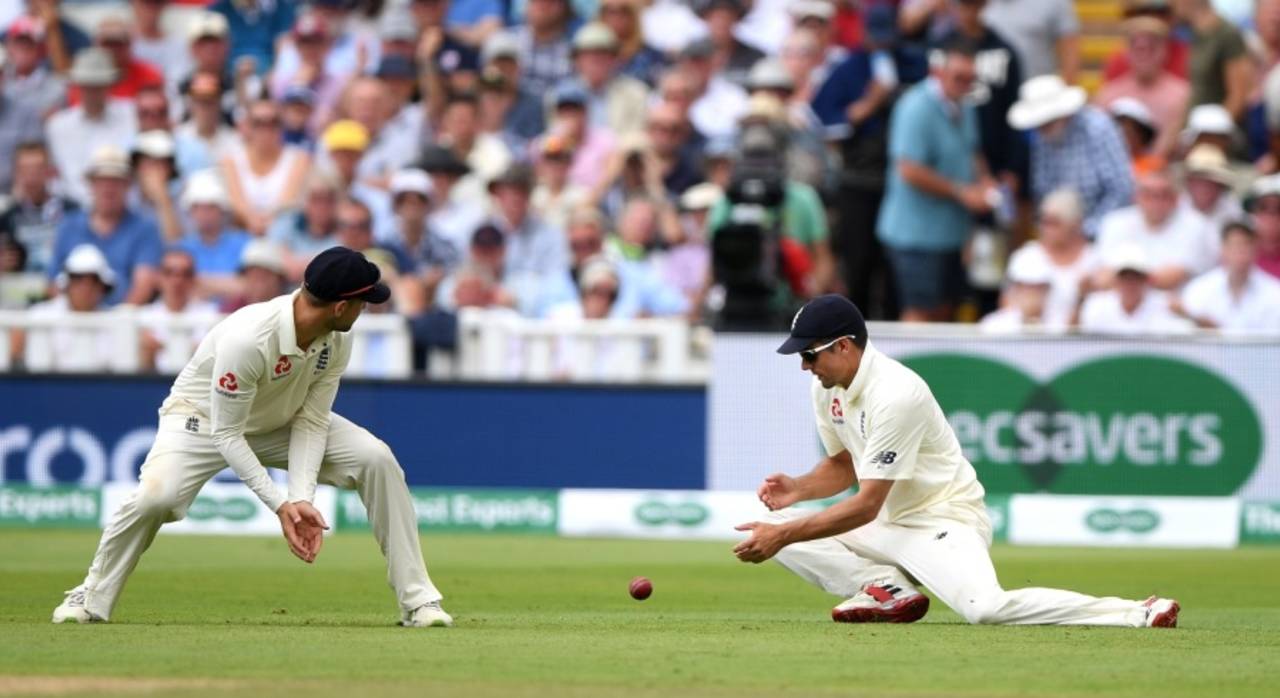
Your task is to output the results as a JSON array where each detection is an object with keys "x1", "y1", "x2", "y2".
[{"x1": 799, "y1": 336, "x2": 850, "y2": 363}]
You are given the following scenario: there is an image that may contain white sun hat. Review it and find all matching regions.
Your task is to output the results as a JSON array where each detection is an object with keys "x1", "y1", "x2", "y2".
[
  {"x1": 1007, "y1": 75, "x2": 1088, "y2": 131},
  {"x1": 57, "y1": 244, "x2": 116, "y2": 290}
]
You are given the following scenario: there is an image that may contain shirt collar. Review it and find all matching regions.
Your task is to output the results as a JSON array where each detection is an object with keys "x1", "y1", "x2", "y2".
[
  {"x1": 843, "y1": 341, "x2": 877, "y2": 403},
  {"x1": 277, "y1": 291, "x2": 307, "y2": 358},
  {"x1": 926, "y1": 78, "x2": 961, "y2": 120}
]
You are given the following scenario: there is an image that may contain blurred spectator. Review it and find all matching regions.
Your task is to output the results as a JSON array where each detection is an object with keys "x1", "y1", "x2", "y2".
[
  {"x1": 979, "y1": 248, "x2": 1054, "y2": 333},
  {"x1": 416, "y1": 144, "x2": 487, "y2": 250},
  {"x1": 49, "y1": 146, "x2": 162, "y2": 306},
  {"x1": 175, "y1": 12, "x2": 235, "y2": 122},
  {"x1": 1108, "y1": 97, "x2": 1165, "y2": 175},
  {"x1": 1009, "y1": 74, "x2": 1133, "y2": 239},
  {"x1": 514, "y1": 0, "x2": 575, "y2": 95},
  {"x1": 693, "y1": 0, "x2": 762, "y2": 88},
  {"x1": 19, "y1": 244, "x2": 135, "y2": 372},
  {"x1": 660, "y1": 183, "x2": 718, "y2": 301},
  {"x1": 681, "y1": 38, "x2": 749, "y2": 140},
  {"x1": 480, "y1": 32, "x2": 545, "y2": 142},
  {"x1": 1096, "y1": 14, "x2": 1191, "y2": 158},
  {"x1": 376, "y1": 55, "x2": 430, "y2": 149},
  {"x1": 222, "y1": 100, "x2": 311, "y2": 235},
  {"x1": 436, "y1": 93, "x2": 510, "y2": 206},
  {"x1": 488, "y1": 163, "x2": 569, "y2": 283},
  {"x1": 0, "y1": 47, "x2": 41, "y2": 194},
  {"x1": 545, "y1": 82, "x2": 616, "y2": 192},
  {"x1": 12, "y1": 2, "x2": 92, "y2": 74},
  {"x1": 789, "y1": 0, "x2": 850, "y2": 95},
  {"x1": 335, "y1": 197, "x2": 414, "y2": 278},
  {"x1": 377, "y1": 3, "x2": 420, "y2": 63},
  {"x1": 531, "y1": 134, "x2": 588, "y2": 231},
  {"x1": 598, "y1": 0, "x2": 667, "y2": 87},
  {"x1": 565, "y1": 22, "x2": 647, "y2": 135},
  {"x1": 130, "y1": 0, "x2": 190, "y2": 91},
  {"x1": 434, "y1": 224, "x2": 521, "y2": 311},
  {"x1": 269, "y1": 12, "x2": 348, "y2": 132},
  {"x1": 280, "y1": 86, "x2": 317, "y2": 150},
  {"x1": 411, "y1": 0, "x2": 482, "y2": 104},
  {"x1": 1176, "y1": 220, "x2": 1280, "y2": 333},
  {"x1": 1104, "y1": 1, "x2": 1188, "y2": 81},
  {"x1": 1180, "y1": 103, "x2": 1243, "y2": 162},
  {"x1": 641, "y1": 0, "x2": 708, "y2": 55},
  {"x1": 981, "y1": 0, "x2": 1080, "y2": 82},
  {"x1": 272, "y1": 0, "x2": 380, "y2": 83},
  {"x1": 1181, "y1": 144, "x2": 1242, "y2": 248},
  {"x1": 220, "y1": 238, "x2": 290, "y2": 312},
  {"x1": 878, "y1": 39, "x2": 992, "y2": 322},
  {"x1": 46, "y1": 48, "x2": 139, "y2": 206},
  {"x1": 1171, "y1": 0, "x2": 1253, "y2": 122},
  {"x1": 174, "y1": 72, "x2": 238, "y2": 177},
  {"x1": 738, "y1": 91, "x2": 829, "y2": 192},
  {"x1": 318, "y1": 119, "x2": 394, "y2": 236},
  {"x1": 1079, "y1": 244, "x2": 1194, "y2": 335},
  {"x1": 344, "y1": 75, "x2": 418, "y2": 183},
  {"x1": 1244, "y1": 174, "x2": 1280, "y2": 278},
  {"x1": 178, "y1": 169, "x2": 250, "y2": 281},
  {"x1": 209, "y1": 0, "x2": 297, "y2": 77},
  {"x1": 931, "y1": 0, "x2": 1026, "y2": 197},
  {"x1": 388, "y1": 168, "x2": 460, "y2": 304},
  {"x1": 137, "y1": 247, "x2": 219, "y2": 374},
  {"x1": 268, "y1": 169, "x2": 341, "y2": 280},
  {"x1": 129, "y1": 130, "x2": 183, "y2": 243},
  {"x1": 66, "y1": 16, "x2": 164, "y2": 106},
  {"x1": 1006, "y1": 188, "x2": 1100, "y2": 329},
  {"x1": 135, "y1": 86, "x2": 171, "y2": 134},
  {"x1": 3, "y1": 16, "x2": 67, "y2": 117},
  {"x1": 1249, "y1": 0, "x2": 1280, "y2": 74},
  {"x1": 446, "y1": 0, "x2": 504, "y2": 47},
  {"x1": 776, "y1": 29, "x2": 824, "y2": 121},
  {"x1": 1096, "y1": 168, "x2": 1215, "y2": 290},
  {"x1": 701, "y1": 135, "x2": 734, "y2": 189},
  {"x1": 0, "y1": 141, "x2": 77, "y2": 272},
  {"x1": 609, "y1": 195, "x2": 681, "y2": 260}
]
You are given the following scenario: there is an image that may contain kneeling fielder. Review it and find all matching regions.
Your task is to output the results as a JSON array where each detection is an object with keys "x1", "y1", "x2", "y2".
[
  {"x1": 733, "y1": 295, "x2": 1179, "y2": 628},
  {"x1": 54, "y1": 247, "x2": 451, "y2": 628}
]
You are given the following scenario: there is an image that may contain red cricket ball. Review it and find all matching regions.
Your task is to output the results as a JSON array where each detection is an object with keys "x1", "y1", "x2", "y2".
[{"x1": 629, "y1": 576, "x2": 653, "y2": 601}]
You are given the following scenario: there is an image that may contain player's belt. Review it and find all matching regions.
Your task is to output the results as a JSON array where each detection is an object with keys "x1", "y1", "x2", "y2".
[{"x1": 158, "y1": 414, "x2": 211, "y2": 436}]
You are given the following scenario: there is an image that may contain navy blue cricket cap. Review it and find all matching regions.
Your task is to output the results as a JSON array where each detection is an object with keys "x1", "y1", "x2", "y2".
[
  {"x1": 776, "y1": 294, "x2": 867, "y2": 355},
  {"x1": 303, "y1": 247, "x2": 392, "y2": 304}
]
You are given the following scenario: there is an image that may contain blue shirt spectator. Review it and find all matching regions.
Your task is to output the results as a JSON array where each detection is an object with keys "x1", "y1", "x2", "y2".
[
  {"x1": 180, "y1": 231, "x2": 251, "y2": 276},
  {"x1": 209, "y1": 0, "x2": 297, "y2": 75},
  {"x1": 50, "y1": 210, "x2": 163, "y2": 306}
]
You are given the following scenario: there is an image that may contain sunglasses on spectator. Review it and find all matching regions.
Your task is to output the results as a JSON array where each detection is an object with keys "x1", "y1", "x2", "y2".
[
  {"x1": 250, "y1": 117, "x2": 281, "y2": 128},
  {"x1": 138, "y1": 108, "x2": 168, "y2": 119},
  {"x1": 569, "y1": 238, "x2": 600, "y2": 252},
  {"x1": 1138, "y1": 186, "x2": 1176, "y2": 198},
  {"x1": 339, "y1": 220, "x2": 372, "y2": 231},
  {"x1": 800, "y1": 335, "x2": 853, "y2": 363},
  {"x1": 1254, "y1": 200, "x2": 1280, "y2": 215},
  {"x1": 162, "y1": 267, "x2": 195, "y2": 278}
]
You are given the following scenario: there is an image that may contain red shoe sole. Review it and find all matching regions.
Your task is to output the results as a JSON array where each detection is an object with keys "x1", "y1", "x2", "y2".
[
  {"x1": 1150, "y1": 601, "x2": 1180, "y2": 628},
  {"x1": 831, "y1": 594, "x2": 930, "y2": 624}
]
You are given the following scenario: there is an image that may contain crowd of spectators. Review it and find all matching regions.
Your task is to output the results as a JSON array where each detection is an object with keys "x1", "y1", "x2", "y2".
[{"x1": 1, "y1": 0, "x2": 1280, "y2": 376}]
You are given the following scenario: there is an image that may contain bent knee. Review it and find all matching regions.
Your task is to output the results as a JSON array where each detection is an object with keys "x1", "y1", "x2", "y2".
[
  {"x1": 134, "y1": 477, "x2": 185, "y2": 521},
  {"x1": 364, "y1": 439, "x2": 404, "y2": 478}
]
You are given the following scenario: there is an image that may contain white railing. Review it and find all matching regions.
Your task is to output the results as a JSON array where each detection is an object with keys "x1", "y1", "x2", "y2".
[
  {"x1": 0, "y1": 310, "x2": 414, "y2": 378},
  {"x1": 454, "y1": 308, "x2": 711, "y2": 383}
]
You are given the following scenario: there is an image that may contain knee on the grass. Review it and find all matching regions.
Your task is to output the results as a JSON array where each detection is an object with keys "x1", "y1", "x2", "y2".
[{"x1": 959, "y1": 594, "x2": 1007, "y2": 625}]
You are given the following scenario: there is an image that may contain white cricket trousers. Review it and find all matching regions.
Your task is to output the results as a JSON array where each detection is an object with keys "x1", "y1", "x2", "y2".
[
  {"x1": 765, "y1": 508, "x2": 1149, "y2": 626},
  {"x1": 78, "y1": 413, "x2": 443, "y2": 620}
]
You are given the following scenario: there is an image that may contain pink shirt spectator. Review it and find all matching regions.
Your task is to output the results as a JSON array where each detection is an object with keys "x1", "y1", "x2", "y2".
[{"x1": 1095, "y1": 73, "x2": 1190, "y2": 146}]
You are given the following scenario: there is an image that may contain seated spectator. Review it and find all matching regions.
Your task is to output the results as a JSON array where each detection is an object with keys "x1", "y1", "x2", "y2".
[
  {"x1": 137, "y1": 248, "x2": 220, "y2": 374},
  {"x1": 488, "y1": 163, "x2": 569, "y2": 283},
  {"x1": 19, "y1": 244, "x2": 136, "y2": 373},
  {"x1": 680, "y1": 38, "x2": 749, "y2": 140},
  {"x1": 599, "y1": 0, "x2": 668, "y2": 87},
  {"x1": 434, "y1": 224, "x2": 521, "y2": 311},
  {"x1": 3, "y1": 15, "x2": 68, "y2": 118},
  {"x1": 660, "y1": 183, "x2": 719, "y2": 302},
  {"x1": 222, "y1": 100, "x2": 311, "y2": 235},
  {"x1": 1095, "y1": 16, "x2": 1190, "y2": 159},
  {"x1": 130, "y1": 0, "x2": 190, "y2": 92},
  {"x1": 318, "y1": 119, "x2": 394, "y2": 235},
  {"x1": 209, "y1": 0, "x2": 297, "y2": 77},
  {"x1": 531, "y1": 135, "x2": 589, "y2": 232},
  {"x1": 175, "y1": 12, "x2": 236, "y2": 123},
  {"x1": 439, "y1": 91, "x2": 514, "y2": 207},
  {"x1": 1181, "y1": 144, "x2": 1243, "y2": 250},
  {"x1": 641, "y1": 0, "x2": 709, "y2": 55},
  {"x1": 66, "y1": 16, "x2": 164, "y2": 107},
  {"x1": 220, "y1": 238, "x2": 291, "y2": 312},
  {"x1": 513, "y1": 0, "x2": 575, "y2": 95},
  {"x1": 609, "y1": 195, "x2": 681, "y2": 261},
  {"x1": 1108, "y1": 97, "x2": 1164, "y2": 175},
  {"x1": 1005, "y1": 189, "x2": 1100, "y2": 330},
  {"x1": 388, "y1": 169, "x2": 462, "y2": 304},
  {"x1": 269, "y1": 12, "x2": 349, "y2": 133},
  {"x1": 1096, "y1": 168, "x2": 1216, "y2": 290},
  {"x1": 376, "y1": 3, "x2": 421, "y2": 64},
  {"x1": 446, "y1": 0, "x2": 504, "y2": 47},
  {"x1": 0, "y1": 48, "x2": 43, "y2": 195},
  {"x1": 0, "y1": 141, "x2": 78, "y2": 273},
  {"x1": 178, "y1": 170, "x2": 251, "y2": 284},
  {"x1": 1009, "y1": 74, "x2": 1134, "y2": 239},
  {"x1": 563, "y1": 22, "x2": 648, "y2": 135},
  {"x1": 336, "y1": 196, "x2": 415, "y2": 277},
  {"x1": 1079, "y1": 244, "x2": 1194, "y2": 335},
  {"x1": 272, "y1": 0, "x2": 379, "y2": 85},
  {"x1": 130, "y1": 131, "x2": 183, "y2": 242},
  {"x1": 49, "y1": 146, "x2": 162, "y2": 306},
  {"x1": 479, "y1": 32, "x2": 546, "y2": 142},
  {"x1": 416, "y1": 144, "x2": 488, "y2": 251},
  {"x1": 134, "y1": 85, "x2": 172, "y2": 135},
  {"x1": 693, "y1": 0, "x2": 761, "y2": 88},
  {"x1": 980, "y1": 0, "x2": 1081, "y2": 82},
  {"x1": 979, "y1": 249, "x2": 1055, "y2": 334},
  {"x1": 542, "y1": 82, "x2": 617, "y2": 192},
  {"x1": 268, "y1": 170, "x2": 342, "y2": 281},
  {"x1": 0, "y1": 228, "x2": 44, "y2": 308},
  {"x1": 1104, "y1": 0, "x2": 1188, "y2": 81},
  {"x1": 175, "y1": 73, "x2": 240, "y2": 179},
  {"x1": 1251, "y1": 0, "x2": 1280, "y2": 74},
  {"x1": 356, "y1": 68, "x2": 422, "y2": 183},
  {"x1": 1244, "y1": 174, "x2": 1280, "y2": 278},
  {"x1": 46, "y1": 48, "x2": 139, "y2": 206},
  {"x1": 280, "y1": 86, "x2": 318, "y2": 150},
  {"x1": 1171, "y1": 0, "x2": 1253, "y2": 123},
  {"x1": 1176, "y1": 220, "x2": 1280, "y2": 334}
]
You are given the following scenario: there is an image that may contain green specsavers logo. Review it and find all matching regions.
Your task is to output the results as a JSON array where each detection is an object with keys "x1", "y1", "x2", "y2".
[
  {"x1": 902, "y1": 354, "x2": 1262, "y2": 496},
  {"x1": 187, "y1": 496, "x2": 258, "y2": 522},
  {"x1": 1084, "y1": 507, "x2": 1161, "y2": 534},
  {"x1": 634, "y1": 500, "x2": 710, "y2": 527}
]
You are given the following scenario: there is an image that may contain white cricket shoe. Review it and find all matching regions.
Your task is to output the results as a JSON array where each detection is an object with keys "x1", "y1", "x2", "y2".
[
  {"x1": 832, "y1": 580, "x2": 930, "y2": 624},
  {"x1": 1143, "y1": 596, "x2": 1180, "y2": 628},
  {"x1": 402, "y1": 601, "x2": 453, "y2": 628},
  {"x1": 51, "y1": 586, "x2": 105, "y2": 624}
]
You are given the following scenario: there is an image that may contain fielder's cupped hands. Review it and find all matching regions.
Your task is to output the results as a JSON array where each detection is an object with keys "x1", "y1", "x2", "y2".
[
  {"x1": 757, "y1": 473, "x2": 801, "y2": 511},
  {"x1": 733, "y1": 521, "x2": 787, "y2": 563},
  {"x1": 277, "y1": 501, "x2": 330, "y2": 564}
]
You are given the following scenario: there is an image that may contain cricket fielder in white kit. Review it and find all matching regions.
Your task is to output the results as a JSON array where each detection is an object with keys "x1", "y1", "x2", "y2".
[
  {"x1": 53, "y1": 247, "x2": 452, "y2": 628},
  {"x1": 733, "y1": 295, "x2": 1180, "y2": 628}
]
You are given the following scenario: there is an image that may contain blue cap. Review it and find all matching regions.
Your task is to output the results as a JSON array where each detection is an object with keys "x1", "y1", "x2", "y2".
[
  {"x1": 776, "y1": 295, "x2": 867, "y2": 354},
  {"x1": 552, "y1": 82, "x2": 590, "y2": 108},
  {"x1": 282, "y1": 85, "x2": 316, "y2": 105},
  {"x1": 303, "y1": 247, "x2": 391, "y2": 304},
  {"x1": 376, "y1": 54, "x2": 417, "y2": 79}
]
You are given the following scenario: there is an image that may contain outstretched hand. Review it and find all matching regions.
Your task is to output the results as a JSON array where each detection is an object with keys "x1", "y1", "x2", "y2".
[
  {"x1": 757, "y1": 473, "x2": 801, "y2": 511},
  {"x1": 277, "y1": 501, "x2": 329, "y2": 563},
  {"x1": 733, "y1": 521, "x2": 788, "y2": 564}
]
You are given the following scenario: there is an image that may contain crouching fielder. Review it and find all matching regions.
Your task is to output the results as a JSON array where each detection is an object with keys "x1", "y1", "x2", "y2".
[
  {"x1": 733, "y1": 295, "x2": 1179, "y2": 628},
  {"x1": 54, "y1": 247, "x2": 451, "y2": 628}
]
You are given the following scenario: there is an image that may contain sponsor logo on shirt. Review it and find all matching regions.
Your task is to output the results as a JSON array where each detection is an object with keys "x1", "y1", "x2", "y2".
[
  {"x1": 869, "y1": 450, "x2": 898, "y2": 467},
  {"x1": 217, "y1": 372, "x2": 239, "y2": 394},
  {"x1": 830, "y1": 398, "x2": 845, "y2": 425},
  {"x1": 272, "y1": 355, "x2": 293, "y2": 381}
]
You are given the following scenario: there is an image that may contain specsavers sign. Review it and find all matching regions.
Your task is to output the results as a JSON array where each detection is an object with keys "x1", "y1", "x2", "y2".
[{"x1": 1009, "y1": 495, "x2": 1240, "y2": 548}]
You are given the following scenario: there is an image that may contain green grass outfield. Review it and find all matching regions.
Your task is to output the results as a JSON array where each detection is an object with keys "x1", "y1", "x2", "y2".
[{"x1": 1, "y1": 531, "x2": 1278, "y2": 698}]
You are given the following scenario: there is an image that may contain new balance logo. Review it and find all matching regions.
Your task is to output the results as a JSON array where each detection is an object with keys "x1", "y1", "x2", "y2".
[
  {"x1": 184, "y1": 416, "x2": 199, "y2": 433},
  {"x1": 935, "y1": 531, "x2": 948, "y2": 541},
  {"x1": 869, "y1": 451, "x2": 898, "y2": 466}
]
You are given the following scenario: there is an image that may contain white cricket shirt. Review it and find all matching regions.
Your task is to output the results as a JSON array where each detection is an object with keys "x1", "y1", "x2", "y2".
[
  {"x1": 811, "y1": 343, "x2": 991, "y2": 539},
  {"x1": 157, "y1": 292, "x2": 351, "y2": 511}
]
